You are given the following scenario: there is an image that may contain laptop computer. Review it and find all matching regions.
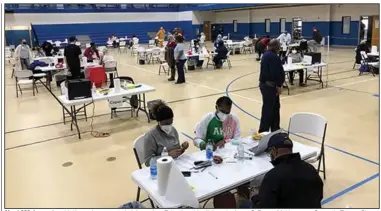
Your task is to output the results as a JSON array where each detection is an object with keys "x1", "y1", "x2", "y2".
[{"x1": 248, "y1": 129, "x2": 283, "y2": 156}]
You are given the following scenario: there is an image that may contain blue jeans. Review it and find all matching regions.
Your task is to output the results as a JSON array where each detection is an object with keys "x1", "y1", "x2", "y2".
[
  {"x1": 20, "y1": 58, "x2": 30, "y2": 70},
  {"x1": 176, "y1": 59, "x2": 186, "y2": 83}
]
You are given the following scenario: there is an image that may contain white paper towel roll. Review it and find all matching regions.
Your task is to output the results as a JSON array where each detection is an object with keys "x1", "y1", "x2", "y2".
[
  {"x1": 287, "y1": 57, "x2": 293, "y2": 66},
  {"x1": 157, "y1": 156, "x2": 199, "y2": 208},
  {"x1": 113, "y1": 78, "x2": 121, "y2": 93},
  {"x1": 157, "y1": 156, "x2": 173, "y2": 196}
]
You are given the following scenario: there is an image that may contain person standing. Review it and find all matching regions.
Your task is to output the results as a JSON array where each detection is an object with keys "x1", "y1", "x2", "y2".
[
  {"x1": 277, "y1": 31, "x2": 291, "y2": 58},
  {"x1": 255, "y1": 35, "x2": 270, "y2": 61},
  {"x1": 307, "y1": 27, "x2": 322, "y2": 52},
  {"x1": 83, "y1": 42, "x2": 100, "y2": 63},
  {"x1": 165, "y1": 34, "x2": 177, "y2": 81},
  {"x1": 258, "y1": 39, "x2": 285, "y2": 133},
  {"x1": 15, "y1": 39, "x2": 33, "y2": 70},
  {"x1": 211, "y1": 25, "x2": 217, "y2": 43},
  {"x1": 174, "y1": 35, "x2": 187, "y2": 84},
  {"x1": 64, "y1": 36, "x2": 83, "y2": 79},
  {"x1": 156, "y1": 27, "x2": 166, "y2": 47}
]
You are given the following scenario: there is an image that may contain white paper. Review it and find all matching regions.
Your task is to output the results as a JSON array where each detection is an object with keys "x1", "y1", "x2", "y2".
[
  {"x1": 113, "y1": 78, "x2": 121, "y2": 93},
  {"x1": 287, "y1": 57, "x2": 293, "y2": 66},
  {"x1": 165, "y1": 161, "x2": 199, "y2": 208},
  {"x1": 157, "y1": 156, "x2": 172, "y2": 196}
]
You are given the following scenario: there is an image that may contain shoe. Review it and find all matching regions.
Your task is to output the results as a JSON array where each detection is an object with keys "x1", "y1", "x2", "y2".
[
  {"x1": 299, "y1": 83, "x2": 307, "y2": 87},
  {"x1": 175, "y1": 82, "x2": 185, "y2": 84},
  {"x1": 168, "y1": 78, "x2": 175, "y2": 81}
]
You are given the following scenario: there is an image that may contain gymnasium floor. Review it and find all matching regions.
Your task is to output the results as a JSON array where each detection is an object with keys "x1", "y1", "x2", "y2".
[{"x1": 4, "y1": 42, "x2": 379, "y2": 208}]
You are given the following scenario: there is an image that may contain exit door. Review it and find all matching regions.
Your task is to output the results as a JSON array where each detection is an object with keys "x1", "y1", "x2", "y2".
[
  {"x1": 371, "y1": 15, "x2": 379, "y2": 47},
  {"x1": 203, "y1": 21, "x2": 211, "y2": 41}
]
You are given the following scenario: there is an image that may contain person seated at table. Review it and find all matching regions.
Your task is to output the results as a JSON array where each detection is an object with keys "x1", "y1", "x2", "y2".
[
  {"x1": 356, "y1": 39, "x2": 370, "y2": 65},
  {"x1": 213, "y1": 40, "x2": 228, "y2": 69},
  {"x1": 250, "y1": 133, "x2": 323, "y2": 208},
  {"x1": 84, "y1": 42, "x2": 100, "y2": 63},
  {"x1": 129, "y1": 34, "x2": 137, "y2": 49},
  {"x1": 42, "y1": 41, "x2": 54, "y2": 57},
  {"x1": 255, "y1": 35, "x2": 270, "y2": 61},
  {"x1": 194, "y1": 96, "x2": 240, "y2": 150},
  {"x1": 144, "y1": 101, "x2": 189, "y2": 166},
  {"x1": 286, "y1": 47, "x2": 306, "y2": 87},
  {"x1": 214, "y1": 34, "x2": 223, "y2": 48},
  {"x1": 34, "y1": 46, "x2": 45, "y2": 57}
]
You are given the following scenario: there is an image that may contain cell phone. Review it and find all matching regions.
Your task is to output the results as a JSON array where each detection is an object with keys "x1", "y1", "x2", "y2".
[{"x1": 181, "y1": 171, "x2": 191, "y2": 177}]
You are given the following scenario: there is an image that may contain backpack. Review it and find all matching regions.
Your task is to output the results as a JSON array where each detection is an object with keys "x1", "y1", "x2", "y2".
[{"x1": 359, "y1": 65, "x2": 369, "y2": 72}]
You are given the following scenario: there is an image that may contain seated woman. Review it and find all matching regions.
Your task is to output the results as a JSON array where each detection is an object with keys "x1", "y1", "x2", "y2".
[
  {"x1": 214, "y1": 34, "x2": 223, "y2": 48},
  {"x1": 144, "y1": 101, "x2": 189, "y2": 166},
  {"x1": 286, "y1": 47, "x2": 306, "y2": 87},
  {"x1": 193, "y1": 96, "x2": 240, "y2": 150},
  {"x1": 34, "y1": 46, "x2": 45, "y2": 57},
  {"x1": 84, "y1": 42, "x2": 100, "y2": 63},
  {"x1": 356, "y1": 39, "x2": 370, "y2": 65},
  {"x1": 213, "y1": 40, "x2": 228, "y2": 69}
]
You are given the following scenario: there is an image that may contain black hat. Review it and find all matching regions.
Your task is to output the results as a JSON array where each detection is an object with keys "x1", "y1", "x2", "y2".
[{"x1": 266, "y1": 132, "x2": 293, "y2": 151}]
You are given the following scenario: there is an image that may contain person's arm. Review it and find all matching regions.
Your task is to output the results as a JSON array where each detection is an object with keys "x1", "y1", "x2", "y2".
[
  {"x1": 232, "y1": 115, "x2": 241, "y2": 140},
  {"x1": 95, "y1": 49, "x2": 100, "y2": 59},
  {"x1": 77, "y1": 46, "x2": 83, "y2": 60},
  {"x1": 194, "y1": 113, "x2": 213, "y2": 149},
  {"x1": 254, "y1": 172, "x2": 279, "y2": 208},
  {"x1": 14, "y1": 45, "x2": 21, "y2": 59},
  {"x1": 143, "y1": 132, "x2": 158, "y2": 167}
]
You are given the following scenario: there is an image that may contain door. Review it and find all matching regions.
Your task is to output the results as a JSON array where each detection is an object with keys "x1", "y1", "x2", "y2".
[
  {"x1": 371, "y1": 15, "x2": 379, "y2": 47},
  {"x1": 203, "y1": 21, "x2": 211, "y2": 41}
]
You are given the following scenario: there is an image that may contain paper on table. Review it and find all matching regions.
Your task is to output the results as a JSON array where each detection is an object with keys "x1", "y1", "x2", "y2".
[{"x1": 165, "y1": 161, "x2": 199, "y2": 208}]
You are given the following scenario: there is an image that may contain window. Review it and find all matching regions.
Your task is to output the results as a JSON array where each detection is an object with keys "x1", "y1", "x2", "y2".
[
  {"x1": 265, "y1": 19, "x2": 271, "y2": 33},
  {"x1": 342, "y1": 16, "x2": 351, "y2": 34},
  {"x1": 280, "y1": 18, "x2": 286, "y2": 33},
  {"x1": 233, "y1": 20, "x2": 238, "y2": 33}
]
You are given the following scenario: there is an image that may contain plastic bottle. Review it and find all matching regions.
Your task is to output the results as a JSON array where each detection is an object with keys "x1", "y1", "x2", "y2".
[
  {"x1": 150, "y1": 155, "x2": 157, "y2": 180},
  {"x1": 206, "y1": 140, "x2": 213, "y2": 161},
  {"x1": 237, "y1": 142, "x2": 245, "y2": 163},
  {"x1": 161, "y1": 147, "x2": 168, "y2": 157},
  {"x1": 91, "y1": 83, "x2": 97, "y2": 96}
]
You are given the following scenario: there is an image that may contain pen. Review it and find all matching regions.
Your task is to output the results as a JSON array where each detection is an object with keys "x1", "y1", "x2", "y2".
[{"x1": 208, "y1": 171, "x2": 218, "y2": 179}]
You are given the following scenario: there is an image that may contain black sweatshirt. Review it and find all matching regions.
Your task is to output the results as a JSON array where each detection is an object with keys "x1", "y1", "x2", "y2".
[{"x1": 259, "y1": 50, "x2": 285, "y2": 87}]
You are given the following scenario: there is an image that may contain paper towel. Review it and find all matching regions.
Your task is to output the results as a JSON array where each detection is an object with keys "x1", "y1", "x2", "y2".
[
  {"x1": 287, "y1": 57, "x2": 293, "y2": 66},
  {"x1": 113, "y1": 78, "x2": 121, "y2": 93},
  {"x1": 157, "y1": 156, "x2": 199, "y2": 208},
  {"x1": 157, "y1": 156, "x2": 172, "y2": 196}
]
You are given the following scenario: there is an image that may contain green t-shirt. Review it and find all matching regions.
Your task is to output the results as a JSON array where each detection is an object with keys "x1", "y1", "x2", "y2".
[{"x1": 200, "y1": 116, "x2": 224, "y2": 149}]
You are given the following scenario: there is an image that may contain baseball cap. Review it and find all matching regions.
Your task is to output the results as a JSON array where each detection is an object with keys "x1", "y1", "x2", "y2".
[{"x1": 266, "y1": 132, "x2": 293, "y2": 151}]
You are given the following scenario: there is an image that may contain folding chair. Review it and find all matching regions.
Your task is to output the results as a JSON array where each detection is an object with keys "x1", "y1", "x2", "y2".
[
  {"x1": 220, "y1": 50, "x2": 232, "y2": 69},
  {"x1": 119, "y1": 41, "x2": 127, "y2": 54},
  {"x1": 148, "y1": 40, "x2": 155, "y2": 48},
  {"x1": 110, "y1": 76, "x2": 136, "y2": 119},
  {"x1": 150, "y1": 48, "x2": 161, "y2": 65},
  {"x1": 133, "y1": 135, "x2": 155, "y2": 208},
  {"x1": 288, "y1": 112, "x2": 327, "y2": 180},
  {"x1": 158, "y1": 53, "x2": 169, "y2": 76},
  {"x1": 360, "y1": 51, "x2": 377, "y2": 76},
  {"x1": 104, "y1": 60, "x2": 119, "y2": 81},
  {"x1": 14, "y1": 69, "x2": 38, "y2": 97}
]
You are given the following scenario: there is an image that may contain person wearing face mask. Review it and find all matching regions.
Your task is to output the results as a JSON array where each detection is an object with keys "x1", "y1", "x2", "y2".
[
  {"x1": 251, "y1": 133, "x2": 323, "y2": 208},
  {"x1": 143, "y1": 101, "x2": 189, "y2": 166},
  {"x1": 214, "y1": 34, "x2": 223, "y2": 48},
  {"x1": 258, "y1": 39, "x2": 285, "y2": 133},
  {"x1": 15, "y1": 39, "x2": 33, "y2": 70},
  {"x1": 84, "y1": 42, "x2": 100, "y2": 63},
  {"x1": 286, "y1": 48, "x2": 306, "y2": 87},
  {"x1": 194, "y1": 96, "x2": 241, "y2": 150}
]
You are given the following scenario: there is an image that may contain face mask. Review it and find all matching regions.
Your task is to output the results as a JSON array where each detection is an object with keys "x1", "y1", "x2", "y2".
[
  {"x1": 160, "y1": 125, "x2": 173, "y2": 134},
  {"x1": 22, "y1": 42, "x2": 26, "y2": 45},
  {"x1": 217, "y1": 112, "x2": 228, "y2": 122},
  {"x1": 292, "y1": 50, "x2": 297, "y2": 54}
]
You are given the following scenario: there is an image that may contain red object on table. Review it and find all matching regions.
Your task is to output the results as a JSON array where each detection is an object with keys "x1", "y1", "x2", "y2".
[{"x1": 87, "y1": 66, "x2": 107, "y2": 88}]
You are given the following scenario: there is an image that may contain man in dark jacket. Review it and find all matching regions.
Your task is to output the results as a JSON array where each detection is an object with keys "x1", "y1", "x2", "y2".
[
  {"x1": 308, "y1": 27, "x2": 322, "y2": 52},
  {"x1": 211, "y1": 26, "x2": 217, "y2": 43},
  {"x1": 258, "y1": 39, "x2": 285, "y2": 133},
  {"x1": 42, "y1": 41, "x2": 54, "y2": 57},
  {"x1": 253, "y1": 133, "x2": 323, "y2": 208},
  {"x1": 213, "y1": 40, "x2": 228, "y2": 69}
]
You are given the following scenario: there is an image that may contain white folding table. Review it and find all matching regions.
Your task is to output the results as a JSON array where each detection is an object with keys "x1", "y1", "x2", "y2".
[
  {"x1": 282, "y1": 63, "x2": 327, "y2": 94},
  {"x1": 131, "y1": 138, "x2": 319, "y2": 208},
  {"x1": 367, "y1": 52, "x2": 379, "y2": 57}
]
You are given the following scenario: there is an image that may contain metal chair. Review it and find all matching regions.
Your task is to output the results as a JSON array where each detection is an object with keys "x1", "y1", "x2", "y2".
[
  {"x1": 158, "y1": 53, "x2": 169, "y2": 76},
  {"x1": 119, "y1": 41, "x2": 127, "y2": 54},
  {"x1": 133, "y1": 134, "x2": 155, "y2": 208},
  {"x1": 360, "y1": 51, "x2": 377, "y2": 76},
  {"x1": 288, "y1": 112, "x2": 327, "y2": 180}
]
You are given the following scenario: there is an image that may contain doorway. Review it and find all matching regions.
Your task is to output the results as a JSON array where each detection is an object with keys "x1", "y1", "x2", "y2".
[
  {"x1": 203, "y1": 21, "x2": 211, "y2": 41},
  {"x1": 292, "y1": 18, "x2": 303, "y2": 40},
  {"x1": 371, "y1": 15, "x2": 379, "y2": 48}
]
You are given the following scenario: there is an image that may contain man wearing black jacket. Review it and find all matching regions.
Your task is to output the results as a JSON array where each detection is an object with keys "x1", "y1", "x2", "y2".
[
  {"x1": 308, "y1": 27, "x2": 322, "y2": 52},
  {"x1": 253, "y1": 133, "x2": 323, "y2": 208},
  {"x1": 258, "y1": 39, "x2": 285, "y2": 133},
  {"x1": 42, "y1": 41, "x2": 54, "y2": 57}
]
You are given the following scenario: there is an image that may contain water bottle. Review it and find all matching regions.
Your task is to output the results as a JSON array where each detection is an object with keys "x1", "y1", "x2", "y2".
[
  {"x1": 150, "y1": 155, "x2": 157, "y2": 180},
  {"x1": 206, "y1": 140, "x2": 213, "y2": 161},
  {"x1": 237, "y1": 142, "x2": 245, "y2": 163},
  {"x1": 161, "y1": 147, "x2": 168, "y2": 157},
  {"x1": 91, "y1": 83, "x2": 97, "y2": 96}
]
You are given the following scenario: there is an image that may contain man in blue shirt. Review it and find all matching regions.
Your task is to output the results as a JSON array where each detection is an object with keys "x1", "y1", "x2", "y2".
[{"x1": 258, "y1": 39, "x2": 285, "y2": 133}]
